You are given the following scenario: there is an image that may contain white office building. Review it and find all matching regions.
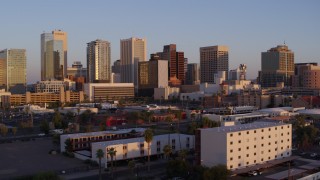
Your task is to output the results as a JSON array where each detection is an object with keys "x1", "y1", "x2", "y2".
[{"x1": 91, "y1": 133, "x2": 194, "y2": 168}]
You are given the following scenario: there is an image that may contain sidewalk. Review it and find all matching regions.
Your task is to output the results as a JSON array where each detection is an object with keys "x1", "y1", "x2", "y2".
[{"x1": 60, "y1": 159, "x2": 167, "y2": 180}]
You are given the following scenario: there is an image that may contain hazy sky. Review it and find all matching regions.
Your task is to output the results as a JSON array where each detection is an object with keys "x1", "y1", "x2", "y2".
[{"x1": 1, "y1": 0, "x2": 319, "y2": 83}]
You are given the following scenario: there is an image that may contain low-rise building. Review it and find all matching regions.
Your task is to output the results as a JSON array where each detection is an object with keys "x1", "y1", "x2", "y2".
[
  {"x1": 91, "y1": 133, "x2": 194, "y2": 168},
  {"x1": 154, "y1": 87, "x2": 180, "y2": 100},
  {"x1": 84, "y1": 83, "x2": 134, "y2": 102},
  {"x1": 196, "y1": 122, "x2": 292, "y2": 171}
]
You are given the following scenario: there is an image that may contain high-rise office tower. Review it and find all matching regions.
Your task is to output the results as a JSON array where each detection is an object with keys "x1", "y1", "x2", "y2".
[
  {"x1": 186, "y1": 63, "x2": 200, "y2": 85},
  {"x1": 292, "y1": 63, "x2": 320, "y2": 89},
  {"x1": 138, "y1": 54, "x2": 168, "y2": 88},
  {"x1": 258, "y1": 45, "x2": 294, "y2": 88},
  {"x1": 112, "y1": 60, "x2": 121, "y2": 74},
  {"x1": 120, "y1": 37, "x2": 146, "y2": 89},
  {"x1": 0, "y1": 49, "x2": 27, "y2": 94},
  {"x1": 157, "y1": 44, "x2": 185, "y2": 85},
  {"x1": 87, "y1": 39, "x2": 111, "y2": 83},
  {"x1": 200, "y1": 45, "x2": 229, "y2": 83},
  {"x1": 41, "y1": 30, "x2": 68, "y2": 80}
]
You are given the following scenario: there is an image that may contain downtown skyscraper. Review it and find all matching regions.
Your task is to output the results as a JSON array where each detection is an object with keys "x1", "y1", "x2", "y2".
[
  {"x1": 41, "y1": 30, "x2": 68, "y2": 80},
  {"x1": 200, "y1": 45, "x2": 229, "y2": 83},
  {"x1": 86, "y1": 39, "x2": 111, "y2": 83},
  {"x1": 258, "y1": 44, "x2": 294, "y2": 88},
  {"x1": 0, "y1": 49, "x2": 27, "y2": 94},
  {"x1": 157, "y1": 44, "x2": 185, "y2": 86},
  {"x1": 120, "y1": 37, "x2": 146, "y2": 88}
]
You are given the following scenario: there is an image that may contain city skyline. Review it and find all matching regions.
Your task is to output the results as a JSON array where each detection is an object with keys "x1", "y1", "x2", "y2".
[{"x1": 0, "y1": 0, "x2": 319, "y2": 83}]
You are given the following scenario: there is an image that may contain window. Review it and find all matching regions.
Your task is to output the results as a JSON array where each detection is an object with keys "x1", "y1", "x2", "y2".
[
  {"x1": 261, "y1": 158, "x2": 264, "y2": 161},
  {"x1": 254, "y1": 130, "x2": 256, "y2": 133},
  {"x1": 261, "y1": 144, "x2": 264, "y2": 147},
  {"x1": 140, "y1": 144, "x2": 144, "y2": 148},
  {"x1": 157, "y1": 141, "x2": 161, "y2": 146},
  {"x1": 238, "y1": 140, "x2": 241, "y2": 143},
  {"x1": 287, "y1": 139, "x2": 290, "y2": 142},
  {"x1": 140, "y1": 150, "x2": 144, "y2": 155},
  {"x1": 254, "y1": 160, "x2": 257, "y2": 163},
  {"x1": 246, "y1": 154, "x2": 249, "y2": 157},
  {"x1": 261, "y1": 136, "x2": 264, "y2": 140},
  {"x1": 157, "y1": 147, "x2": 161, "y2": 152},
  {"x1": 268, "y1": 149, "x2": 271, "y2": 152},
  {"x1": 247, "y1": 131, "x2": 249, "y2": 134},
  {"x1": 275, "y1": 141, "x2": 278, "y2": 144},
  {"x1": 123, "y1": 153, "x2": 127, "y2": 158},
  {"x1": 230, "y1": 149, "x2": 233, "y2": 153},
  {"x1": 281, "y1": 153, "x2": 283, "y2": 157},
  {"x1": 287, "y1": 152, "x2": 290, "y2": 155},
  {"x1": 254, "y1": 145, "x2": 256, "y2": 148},
  {"x1": 275, "y1": 148, "x2": 278, "y2": 151},
  {"x1": 281, "y1": 126, "x2": 284, "y2": 129},
  {"x1": 268, "y1": 142, "x2": 271, "y2": 145},
  {"x1": 123, "y1": 146, "x2": 127, "y2": 150},
  {"x1": 269, "y1": 128, "x2": 271, "y2": 131},
  {"x1": 275, "y1": 155, "x2": 277, "y2": 158},
  {"x1": 269, "y1": 135, "x2": 271, "y2": 138},
  {"x1": 287, "y1": 132, "x2": 290, "y2": 135},
  {"x1": 287, "y1": 125, "x2": 290, "y2": 128},
  {"x1": 275, "y1": 127, "x2": 277, "y2": 130},
  {"x1": 230, "y1": 141, "x2": 233, "y2": 145},
  {"x1": 247, "y1": 162, "x2": 249, "y2": 165},
  {"x1": 281, "y1": 133, "x2": 283, "y2": 136},
  {"x1": 268, "y1": 157, "x2": 271, "y2": 160},
  {"x1": 247, "y1": 146, "x2": 249, "y2": 150},
  {"x1": 230, "y1": 157, "x2": 233, "y2": 161},
  {"x1": 261, "y1": 129, "x2": 264, "y2": 132},
  {"x1": 238, "y1": 156, "x2": 241, "y2": 159},
  {"x1": 254, "y1": 152, "x2": 256, "y2": 155},
  {"x1": 230, "y1": 165, "x2": 233, "y2": 169},
  {"x1": 238, "y1": 163, "x2": 241, "y2": 167},
  {"x1": 230, "y1": 133, "x2": 233, "y2": 137},
  {"x1": 238, "y1": 148, "x2": 241, "y2": 151},
  {"x1": 238, "y1": 132, "x2": 241, "y2": 136},
  {"x1": 287, "y1": 145, "x2": 290, "y2": 149}
]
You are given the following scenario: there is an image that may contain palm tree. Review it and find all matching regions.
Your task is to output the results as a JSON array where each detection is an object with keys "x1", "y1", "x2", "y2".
[
  {"x1": 175, "y1": 110, "x2": 182, "y2": 150},
  {"x1": 163, "y1": 144, "x2": 172, "y2": 161},
  {"x1": 107, "y1": 147, "x2": 117, "y2": 179},
  {"x1": 96, "y1": 149, "x2": 104, "y2": 180},
  {"x1": 144, "y1": 128, "x2": 153, "y2": 172},
  {"x1": 128, "y1": 160, "x2": 136, "y2": 176},
  {"x1": 178, "y1": 149, "x2": 188, "y2": 162},
  {"x1": 25, "y1": 105, "x2": 33, "y2": 127}
]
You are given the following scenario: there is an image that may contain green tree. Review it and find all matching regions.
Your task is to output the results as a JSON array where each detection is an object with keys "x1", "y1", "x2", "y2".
[
  {"x1": 96, "y1": 149, "x2": 104, "y2": 180},
  {"x1": 178, "y1": 149, "x2": 188, "y2": 162},
  {"x1": 166, "y1": 160, "x2": 188, "y2": 178},
  {"x1": 128, "y1": 160, "x2": 136, "y2": 176},
  {"x1": 144, "y1": 128, "x2": 153, "y2": 172},
  {"x1": 52, "y1": 110, "x2": 62, "y2": 129},
  {"x1": 203, "y1": 164, "x2": 230, "y2": 180},
  {"x1": 12, "y1": 127, "x2": 17, "y2": 136},
  {"x1": 163, "y1": 145, "x2": 172, "y2": 161},
  {"x1": 0, "y1": 125, "x2": 8, "y2": 136},
  {"x1": 201, "y1": 117, "x2": 219, "y2": 128},
  {"x1": 64, "y1": 139, "x2": 73, "y2": 153},
  {"x1": 107, "y1": 147, "x2": 117, "y2": 179},
  {"x1": 40, "y1": 120, "x2": 50, "y2": 134}
]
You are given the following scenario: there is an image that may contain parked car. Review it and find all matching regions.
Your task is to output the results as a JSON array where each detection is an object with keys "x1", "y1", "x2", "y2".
[{"x1": 310, "y1": 153, "x2": 317, "y2": 157}]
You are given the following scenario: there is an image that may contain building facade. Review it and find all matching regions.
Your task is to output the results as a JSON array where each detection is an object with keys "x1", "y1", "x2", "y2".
[
  {"x1": 157, "y1": 44, "x2": 186, "y2": 85},
  {"x1": 91, "y1": 134, "x2": 194, "y2": 168},
  {"x1": 84, "y1": 83, "x2": 134, "y2": 102},
  {"x1": 67, "y1": 61, "x2": 87, "y2": 79},
  {"x1": 41, "y1": 30, "x2": 68, "y2": 80},
  {"x1": 292, "y1": 63, "x2": 320, "y2": 89},
  {"x1": 200, "y1": 46, "x2": 229, "y2": 83},
  {"x1": 120, "y1": 37, "x2": 146, "y2": 88},
  {"x1": 259, "y1": 45, "x2": 294, "y2": 88},
  {"x1": 0, "y1": 49, "x2": 27, "y2": 94},
  {"x1": 87, "y1": 39, "x2": 111, "y2": 83},
  {"x1": 196, "y1": 122, "x2": 292, "y2": 170},
  {"x1": 138, "y1": 54, "x2": 168, "y2": 96},
  {"x1": 186, "y1": 63, "x2": 200, "y2": 85}
]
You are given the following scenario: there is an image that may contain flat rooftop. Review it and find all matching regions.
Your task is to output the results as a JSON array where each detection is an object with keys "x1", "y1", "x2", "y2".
[
  {"x1": 60, "y1": 128, "x2": 145, "y2": 139},
  {"x1": 200, "y1": 121, "x2": 290, "y2": 133}
]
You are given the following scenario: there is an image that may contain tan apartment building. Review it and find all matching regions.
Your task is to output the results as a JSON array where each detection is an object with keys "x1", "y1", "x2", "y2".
[{"x1": 196, "y1": 122, "x2": 292, "y2": 171}]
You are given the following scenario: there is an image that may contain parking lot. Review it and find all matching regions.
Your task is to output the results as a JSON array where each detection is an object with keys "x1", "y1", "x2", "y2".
[{"x1": 0, "y1": 137, "x2": 83, "y2": 179}]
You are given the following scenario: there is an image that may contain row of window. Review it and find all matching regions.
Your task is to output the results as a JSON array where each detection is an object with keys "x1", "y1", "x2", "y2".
[
  {"x1": 230, "y1": 144, "x2": 290, "y2": 152},
  {"x1": 229, "y1": 152, "x2": 290, "y2": 169},
  {"x1": 230, "y1": 135, "x2": 290, "y2": 145},
  {"x1": 229, "y1": 126, "x2": 291, "y2": 137}
]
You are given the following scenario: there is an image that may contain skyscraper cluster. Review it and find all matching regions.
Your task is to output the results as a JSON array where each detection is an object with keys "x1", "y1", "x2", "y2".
[{"x1": 2, "y1": 29, "x2": 319, "y2": 97}]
